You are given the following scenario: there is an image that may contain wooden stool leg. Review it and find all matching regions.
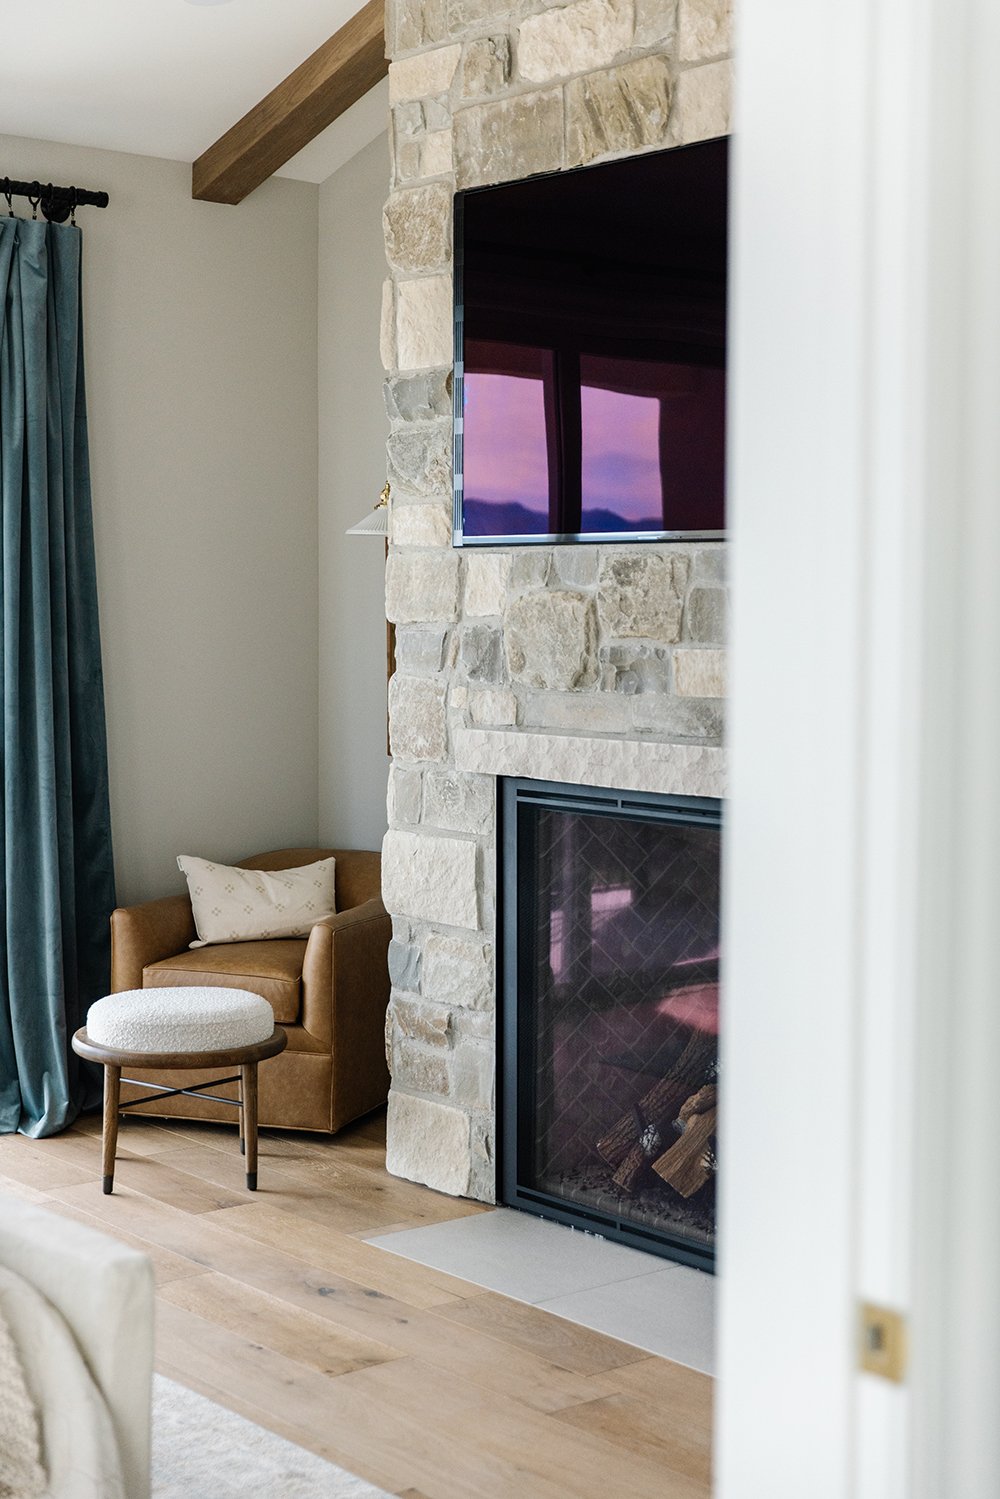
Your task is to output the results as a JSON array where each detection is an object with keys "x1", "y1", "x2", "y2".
[
  {"x1": 238, "y1": 1073, "x2": 246, "y2": 1156},
  {"x1": 102, "y1": 1065, "x2": 121, "y2": 1194},
  {"x1": 241, "y1": 1061, "x2": 258, "y2": 1191}
]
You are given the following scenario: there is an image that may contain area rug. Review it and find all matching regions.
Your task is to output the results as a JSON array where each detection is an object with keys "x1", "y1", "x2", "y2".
[{"x1": 152, "y1": 1375, "x2": 391, "y2": 1498}]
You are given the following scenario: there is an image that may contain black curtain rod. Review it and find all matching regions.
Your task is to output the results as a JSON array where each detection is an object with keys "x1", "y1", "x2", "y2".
[{"x1": 1, "y1": 177, "x2": 109, "y2": 223}]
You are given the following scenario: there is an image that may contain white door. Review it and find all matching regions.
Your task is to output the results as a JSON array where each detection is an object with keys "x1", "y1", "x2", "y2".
[{"x1": 716, "y1": 0, "x2": 1000, "y2": 1494}]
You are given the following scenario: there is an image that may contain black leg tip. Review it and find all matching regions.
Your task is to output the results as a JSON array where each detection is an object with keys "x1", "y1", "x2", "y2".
[
  {"x1": 246, "y1": 1171, "x2": 257, "y2": 1191},
  {"x1": 102, "y1": 1176, "x2": 114, "y2": 1195}
]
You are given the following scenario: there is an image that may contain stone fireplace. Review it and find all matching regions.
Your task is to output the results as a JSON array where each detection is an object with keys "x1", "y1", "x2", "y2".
[{"x1": 380, "y1": 0, "x2": 732, "y2": 1204}]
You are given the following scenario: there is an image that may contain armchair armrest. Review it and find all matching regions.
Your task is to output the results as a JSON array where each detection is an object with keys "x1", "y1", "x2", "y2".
[
  {"x1": 302, "y1": 897, "x2": 391, "y2": 1127},
  {"x1": 110, "y1": 894, "x2": 197, "y2": 993}
]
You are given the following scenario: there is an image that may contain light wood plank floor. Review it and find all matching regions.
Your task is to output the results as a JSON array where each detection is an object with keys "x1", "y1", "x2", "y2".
[{"x1": 0, "y1": 1109, "x2": 713, "y2": 1498}]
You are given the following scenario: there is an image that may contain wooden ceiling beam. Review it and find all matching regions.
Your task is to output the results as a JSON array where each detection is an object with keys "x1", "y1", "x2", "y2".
[{"x1": 192, "y1": 0, "x2": 387, "y2": 205}]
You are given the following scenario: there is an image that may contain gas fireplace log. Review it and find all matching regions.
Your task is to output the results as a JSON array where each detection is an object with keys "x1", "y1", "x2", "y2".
[
  {"x1": 608, "y1": 1084, "x2": 717, "y2": 1194},
  {"x1": 597, "y1": 1028, "x2": 717, "y2": 1170},
  {"x1": 678, "y1": 1083, "x2": 717, "y2": 1123},
  {"x1": 651, "y1": 1104, "x2": 718, "y2": 1197},
  {"x1": 610, "y1": 1081, "x2": 694, "y2": 1193}
]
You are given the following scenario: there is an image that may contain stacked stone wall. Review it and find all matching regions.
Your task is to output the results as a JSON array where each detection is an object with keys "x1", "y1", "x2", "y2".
[{"x1": 381, "y1": 0, "x2": 733, "y2": 1198}]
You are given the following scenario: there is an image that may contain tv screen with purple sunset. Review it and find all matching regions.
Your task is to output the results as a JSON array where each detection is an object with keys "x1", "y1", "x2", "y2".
[{"x1": 455, "y1": 138, "x2": 728, "y2": 544}]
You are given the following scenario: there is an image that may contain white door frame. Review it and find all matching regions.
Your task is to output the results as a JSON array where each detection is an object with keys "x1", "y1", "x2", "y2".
[{"x1": 717, "y1": 0, "x2": 1000, "y2": 1493}]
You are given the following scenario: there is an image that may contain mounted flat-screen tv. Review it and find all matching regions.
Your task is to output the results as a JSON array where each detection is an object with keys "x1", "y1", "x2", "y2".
[{"x1": 453, "y1": 137, "x2": 728, "y2": 547}]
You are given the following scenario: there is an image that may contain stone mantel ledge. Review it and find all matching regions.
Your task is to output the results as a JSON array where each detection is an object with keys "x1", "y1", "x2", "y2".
[{"x1": 453, "y1": 727, "x2": 727, "y2": 799}]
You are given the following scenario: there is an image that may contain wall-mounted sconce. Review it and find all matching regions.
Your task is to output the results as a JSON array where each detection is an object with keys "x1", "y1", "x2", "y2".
[{"x1": 345, "y1": 481, "x2": 390, "y2": 537}]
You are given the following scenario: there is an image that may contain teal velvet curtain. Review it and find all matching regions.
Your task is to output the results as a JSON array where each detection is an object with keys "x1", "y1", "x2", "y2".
[{"x1": 0, "y1": 216, "x2": 116, "y2": 1136}]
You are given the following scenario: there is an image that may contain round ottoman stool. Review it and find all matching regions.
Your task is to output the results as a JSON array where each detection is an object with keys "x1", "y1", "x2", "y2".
[{"x1": 72, "y1": 987, "x2": 287, "y2": 1194}]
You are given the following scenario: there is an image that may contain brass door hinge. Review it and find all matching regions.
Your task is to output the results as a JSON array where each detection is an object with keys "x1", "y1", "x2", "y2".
[{"x1": 859, "y1": 1302, "x2": 908, "y2": 1382}]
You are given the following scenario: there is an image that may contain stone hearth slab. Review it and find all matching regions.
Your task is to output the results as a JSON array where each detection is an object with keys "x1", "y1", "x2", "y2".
[
  {"x1": 538, "y1": 1264, "x2": 716, "y2": 1375},
  {"x1": 366, "y1": 1207, "x2": 715, "y2": 1372}
]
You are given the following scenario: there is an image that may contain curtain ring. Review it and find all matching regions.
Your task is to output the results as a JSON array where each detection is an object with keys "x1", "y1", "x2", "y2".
[
  {"x1": 69, "y1": 187, "x2": 77, "y2": 227},
  {"x1": 28, "y1": 190, "x2": 40, "y2": 220},
  {"x1": 3, "y1": 190, "x2": 13, "y2": 218}
]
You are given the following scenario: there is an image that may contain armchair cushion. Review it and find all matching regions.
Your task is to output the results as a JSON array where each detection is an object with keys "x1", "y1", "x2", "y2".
[
  {"x1": 143, "y1": 938, "x2": 308, "y2": 1025},
  {"x1": 177, "y1": 854, "x2": 336, "y2": 948}
]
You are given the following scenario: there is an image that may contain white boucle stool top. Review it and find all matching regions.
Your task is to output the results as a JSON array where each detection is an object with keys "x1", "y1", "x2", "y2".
[{"x1": 86, "y1": 988, "x2": 275, "y2": 1054}]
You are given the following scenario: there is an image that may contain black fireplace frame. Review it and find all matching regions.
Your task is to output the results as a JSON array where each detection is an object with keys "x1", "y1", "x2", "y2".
[{"x1": 498, "y1": 776, "x2": 721, "y2": 1272}]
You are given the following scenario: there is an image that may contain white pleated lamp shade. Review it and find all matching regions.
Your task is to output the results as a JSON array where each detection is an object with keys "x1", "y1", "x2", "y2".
[
  {"x1": 345, "y1": 505, "x2": 389, "y2": 536},
  {"x1": 346, "y1": 482, "x2": 390, "y2": 537}
]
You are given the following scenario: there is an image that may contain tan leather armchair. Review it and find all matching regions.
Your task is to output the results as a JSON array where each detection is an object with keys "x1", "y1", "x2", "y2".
[{"x1": 109, "y1": 848, "x2": 390, "y2": 1133}]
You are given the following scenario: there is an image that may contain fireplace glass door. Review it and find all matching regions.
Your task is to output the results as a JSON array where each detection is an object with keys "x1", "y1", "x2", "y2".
[{"x1": 501, "y1": 779, "x2": 721, "y2": 1270}]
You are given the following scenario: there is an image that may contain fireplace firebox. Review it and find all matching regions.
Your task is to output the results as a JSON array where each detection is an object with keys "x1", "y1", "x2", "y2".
[{"x1": 500, "y1": 778, "x2": 722, "y2": 1271}]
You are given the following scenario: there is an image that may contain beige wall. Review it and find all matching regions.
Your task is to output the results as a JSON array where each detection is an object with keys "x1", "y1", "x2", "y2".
[
  {"x1": 0, "y1": 135, "x2": 320, "y2": 904},
  {"x1": 317, "y1": 134, "x2": 392, "y2": 854}
]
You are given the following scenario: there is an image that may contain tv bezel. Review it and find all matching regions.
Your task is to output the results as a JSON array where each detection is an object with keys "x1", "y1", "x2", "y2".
[{"x1": 451, "y1": 146, "x2": 728, "y2": 550}]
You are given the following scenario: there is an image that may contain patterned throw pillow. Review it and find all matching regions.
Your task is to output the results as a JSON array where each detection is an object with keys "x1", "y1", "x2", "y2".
[{"x1": 177, "y1": 855, "x2": 337, "y2": 948}]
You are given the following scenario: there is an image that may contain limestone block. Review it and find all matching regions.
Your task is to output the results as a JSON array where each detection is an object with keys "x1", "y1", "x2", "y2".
[
  {"x1": 684, "y1": 585, "x2": 728, "y2": 643},
  {"x1": 452, "y1": 1008, "x2": 494, "y2": 1044},
  {"x1": 517, "y1": 0, "x2": 633, "y2": 84},
  {"x1": 634, "y1": 0, "x2": 677, "y2": 46},
  {"x1": 454, "y1": 89, "x2": 564, "y2": 189},
  {"x1": 630, "y1": 692, "x2": 723, "y2": 739},
  {"x1": 387, "y1": 424, "x2": 452, "y2": 499},
  {"x1": 387, "y1": 763, "x2": 423, "y2": 825},
  {"x1": 386, "y1": 551, "x2": 460, "y2": 623},
  {"x1": 469, "y1": 1114, "x2": 496, "y2": 1203},
  {"x1": 505, "y1": 590, "x2": 599, "y2": 690},
  {"x1": 424, "y1": 97, "x2": 451, "y2": 129},
  {"x1": 423, "y1": 769, "x2": 495, "y2": 834},
  {"x1": 389, "y1": 0, "x2": 450, "y2": 52},
  {"x1": 669, "y1": 58, "x2": 732, "y2": 146},
  {"x1": 392, "y1": 996, "x2": 452, "y2": 1047},
  {"x1": 674, "y1": 647, "x2": 726, "y2": 698},
  {"x1": 447, "y1": 1044, "x2": 495, "y2": 1109},
  {"x1": 678, "y1": 0, "x2": 732, "y2": 59},
  {"x1": 391, "y1": 501, "x2": 453, "y2": 549},
  {"x1": 522, "y1": 690, "x2": 633, "y2": 733},
  {"x1": 386, "y1": 1090, "x2": 471, "y2": 1196},
  {"x1": 423, "y1": 932, "x2": 494, "y2": 1009},
  {"x1": 565, "y1": 55, "x2": 672, "y2": 167},
  {"x1": 380, "y1": 279, "x2": 395, "y2": 371},
  {"x1": 394, "y1": 101, "x2": 425, "y2": 137},
  {"x1": 461, "y1": 35, "x2": 511, "y2": 98},
  {"x1": 449, "y1": 0, "x2": 514, "y2": 31},
  {"x1": 394, "y1": 625, "x2": 449, "y2": 675},
  {"x1": 391, "y1": 1038, "x2": 450, "y2": 1096},
  {"x1": 388, "y1": 938, "x2": 423, "y2": 991},
  {"x1": 597, "y1": 551, "x2": 687, "y2": 640},
  {"x1": 382, "y1": 829, "x2": 480, "y2": 928},
  {"x1": 460, "y1": 623, "x2": 505, "y2": 683},
  {"x1": 551, "y1": 546, "x2": 599, "y2": 588},
  {"x1": 468, "y1": 687, "x2": 518, "y2": 726},
  {"x1": 420, "y1": 129, "x2": 454, "y2": 177},
  {"x1": 385, "y1": 369, "x2": 453, "y2": 424},
  {"x1": 693, "y1": 543, "x2": 728, "y2": 585},
  {"x1": 384, "y1": 183, "x2": 453, "y2": 273},
  {"x1": 464, "y1": 552, "x2": 511, "y2": 616},
  {"x1": 396, "y1": 275, "x2": 454, "y2": 371},
  {"x1": 509, "y1": 550, "x2": 552, "y2": 591},
  {"x1": 389, "y1": 45, "x2": 462, "y2": 104},
  {"x1": 389, "y1": 675, "x2": 449, "y2": 762},
  {"x1": 394, "y1": 137, "x2": 423, "y2": 182},
  {"x1": 602, "y1": 641, "x2": 672, "y2": 694},
  {"x1": 454, "y1": 725, "x2": 728, "y2": 797}
]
